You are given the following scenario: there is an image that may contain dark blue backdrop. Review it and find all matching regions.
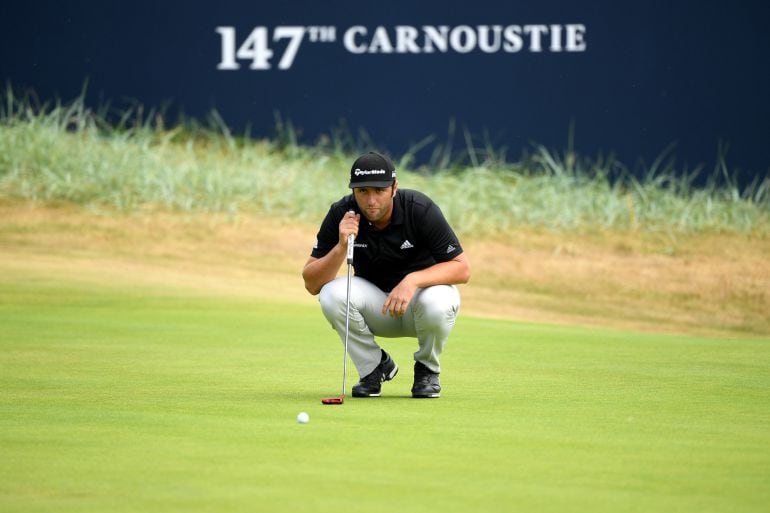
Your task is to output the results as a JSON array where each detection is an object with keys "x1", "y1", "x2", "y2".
[{"x1": 1, "y1": 1, "x2": 768, "y2": 183}]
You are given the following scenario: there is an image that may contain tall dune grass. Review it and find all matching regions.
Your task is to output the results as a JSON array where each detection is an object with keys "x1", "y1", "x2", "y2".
[{"x1": 1, "y1": 88, "x2": 768, "y2": 235}]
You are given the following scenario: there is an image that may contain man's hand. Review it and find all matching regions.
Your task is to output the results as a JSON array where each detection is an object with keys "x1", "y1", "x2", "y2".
[
  {"x1": 339, "y1": 211, "x2": 360, "y2": 247},
  {"x1": 382, "y1": 275, "x2": 418, "y2": 317}
]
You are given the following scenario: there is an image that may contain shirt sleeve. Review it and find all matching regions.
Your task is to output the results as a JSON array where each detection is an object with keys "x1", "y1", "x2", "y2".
[
  {"x1": 310, "y1": 207, "x2": 341, "y2": 258},
  {"x1": 418, "y1": 201, "x2": 463, "y2": 262}
]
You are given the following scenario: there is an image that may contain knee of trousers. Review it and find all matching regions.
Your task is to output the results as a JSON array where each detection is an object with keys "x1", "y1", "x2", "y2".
[
  {"x1": 413, "y1": 285, "x2": 460, "y2": 326},
  {"x1": 318, "y1": 278, "x2": 348, "y2": 319}
]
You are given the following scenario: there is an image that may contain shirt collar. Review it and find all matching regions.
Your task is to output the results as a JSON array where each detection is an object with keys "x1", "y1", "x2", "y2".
[{"x1": 389, "y1": 191, "x2": 404, "y2": 226}]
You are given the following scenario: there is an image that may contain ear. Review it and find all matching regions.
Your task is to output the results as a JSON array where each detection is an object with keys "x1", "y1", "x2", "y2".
[{"x1": 392, "y1": 180, "x2": 399, "y2": 197}]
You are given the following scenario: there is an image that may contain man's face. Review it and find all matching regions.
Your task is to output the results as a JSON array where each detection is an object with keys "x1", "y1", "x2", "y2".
[{"x1": 353, "y1": 182, "x2": 397, "y2": 225}]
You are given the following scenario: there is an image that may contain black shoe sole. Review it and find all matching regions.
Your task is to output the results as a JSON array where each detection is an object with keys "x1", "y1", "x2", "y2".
[
  {"x1": 352, "y1": 390, "x2": 381, "y2": 398},
  {"x1": 412, "y1": 392, "x2": 441, "y2": 398}
]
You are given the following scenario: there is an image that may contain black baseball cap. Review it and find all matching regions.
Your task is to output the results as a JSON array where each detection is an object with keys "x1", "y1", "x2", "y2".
[{"x1": 348, "y1": 151, "x2": 397, "y2": 188}]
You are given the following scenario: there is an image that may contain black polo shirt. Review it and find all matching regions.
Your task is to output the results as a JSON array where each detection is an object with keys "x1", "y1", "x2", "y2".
[{"x1": 311, "y1": 189, "x2": 464, "y2": 292}]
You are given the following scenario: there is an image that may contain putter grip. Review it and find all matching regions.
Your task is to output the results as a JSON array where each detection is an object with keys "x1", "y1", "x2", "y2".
[{"x1": 346, "y1": 233, "x2": 355, "y2": 263}]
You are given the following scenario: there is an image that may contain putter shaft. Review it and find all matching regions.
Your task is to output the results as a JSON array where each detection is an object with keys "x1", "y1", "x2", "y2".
[{"x1": 342, "y1": 232, "x2": 354, "y2": 396}]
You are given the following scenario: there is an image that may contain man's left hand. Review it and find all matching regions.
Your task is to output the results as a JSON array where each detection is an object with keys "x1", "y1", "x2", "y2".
[{"x1": 382, "y1": 277, "x2": 418, "y2": 317}]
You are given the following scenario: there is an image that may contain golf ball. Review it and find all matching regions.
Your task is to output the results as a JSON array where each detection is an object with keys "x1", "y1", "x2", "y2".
[{"x1": 297, "y1": 412, "x2": 310, "y2": 424}]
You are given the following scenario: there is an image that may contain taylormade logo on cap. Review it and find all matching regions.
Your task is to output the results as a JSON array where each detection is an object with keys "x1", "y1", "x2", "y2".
[{"x1": 354, "y1": 168, "x2": 388, "y2": 176}]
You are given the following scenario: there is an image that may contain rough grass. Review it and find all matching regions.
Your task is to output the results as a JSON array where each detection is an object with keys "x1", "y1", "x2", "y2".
[{"x1": 1, "y1": 89, "x2": 768, "y2": 234}]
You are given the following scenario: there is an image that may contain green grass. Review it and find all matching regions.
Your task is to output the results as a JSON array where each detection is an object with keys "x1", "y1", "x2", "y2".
[{"x1": 1, "y1": 273, "x2": 769, "y2": 512}]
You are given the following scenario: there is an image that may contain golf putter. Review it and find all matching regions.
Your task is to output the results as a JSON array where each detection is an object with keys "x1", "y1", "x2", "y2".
[{"x1": 321, "y1": 231, "x2": 355, "y2": 405}]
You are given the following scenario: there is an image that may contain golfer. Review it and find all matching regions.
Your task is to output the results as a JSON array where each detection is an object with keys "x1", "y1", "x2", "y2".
[{"x1": 302, "y1": 151, "x2": 470, "y2": 398}]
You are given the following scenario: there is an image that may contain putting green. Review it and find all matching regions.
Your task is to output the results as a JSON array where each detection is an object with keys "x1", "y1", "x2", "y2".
[{"x1": 1, "y1": 275, "x2": 768, "y2": 512}]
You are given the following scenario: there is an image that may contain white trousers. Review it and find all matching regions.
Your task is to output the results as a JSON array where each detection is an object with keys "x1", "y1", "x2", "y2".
[{"x1": 319, "y1": 276, "x2": 460, "y2": 378}]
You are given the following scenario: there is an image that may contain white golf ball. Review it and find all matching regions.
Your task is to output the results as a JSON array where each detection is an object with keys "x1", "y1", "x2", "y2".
[{"x1": 297, "y1": 412, "x2": 310, "y2": 424}]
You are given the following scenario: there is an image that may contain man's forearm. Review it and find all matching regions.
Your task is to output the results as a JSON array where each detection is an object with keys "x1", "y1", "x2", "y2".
[
  {"x1": 302, "y1": 245, "x2": 346, "y2": 295},
  {"x1": 406, "y1": 254, "x2": 471, "y2": 288}
]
